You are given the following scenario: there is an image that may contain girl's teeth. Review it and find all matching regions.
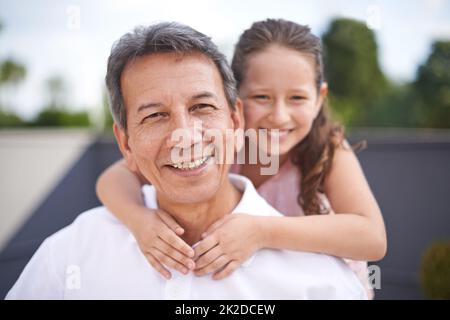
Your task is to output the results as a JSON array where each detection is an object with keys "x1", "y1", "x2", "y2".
[
  {"x1": 267, "y1": 130, "x2": 290, "y2": 137},
  {"x1": 171, "y1": 156, "x2": 208, "y2": 170}
]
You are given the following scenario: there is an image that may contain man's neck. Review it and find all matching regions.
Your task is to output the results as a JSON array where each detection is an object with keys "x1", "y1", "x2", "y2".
[{"x1": 156, "y1": 178, "x2": 242, "y2": 245}]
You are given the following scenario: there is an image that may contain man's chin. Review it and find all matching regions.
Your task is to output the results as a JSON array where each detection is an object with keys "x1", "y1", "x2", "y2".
[
  {"x1": 159, "y1": 162, "x2": 222, "y2": 203},
  {"x1": 163, "y1": 184, "x2": 219, "y2": 204}
]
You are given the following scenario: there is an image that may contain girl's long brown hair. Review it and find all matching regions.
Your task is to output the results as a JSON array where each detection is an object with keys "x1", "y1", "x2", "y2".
[{"x1": 232, "y1": 19, "x2": 365, "y2": 215}]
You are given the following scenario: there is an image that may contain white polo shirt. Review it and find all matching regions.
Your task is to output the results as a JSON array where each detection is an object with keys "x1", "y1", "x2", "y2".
[{"x1": 6, "y1": 174, "x2": 367, "y2": 300}]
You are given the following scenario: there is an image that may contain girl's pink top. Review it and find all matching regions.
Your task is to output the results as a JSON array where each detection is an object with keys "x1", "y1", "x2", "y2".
[{"x1": 231, "y1": 160, "x2": 374, "y2": 299}]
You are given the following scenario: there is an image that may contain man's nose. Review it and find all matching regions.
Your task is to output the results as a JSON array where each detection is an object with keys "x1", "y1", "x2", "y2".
[
  {"x1": 267, "y1": 100, "x2": 291, "y2": 125},
  {"x1": 166, "y1": 112, "x2": 203, "y2": 149}
]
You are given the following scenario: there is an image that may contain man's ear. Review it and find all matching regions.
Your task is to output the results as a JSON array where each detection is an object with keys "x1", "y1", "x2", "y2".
[
  {"x1": 231, "y1": 98, "x2": 245, "y2": 130},
  {"x1": 315, "y1": 82, "x2": 328, "y2": 118},
  {"x1": 113, "y1": 123, "x2": 138, "y2": 172},
  {"x1": 230, "y1": 98, "x2": 245, "y2": 153}
]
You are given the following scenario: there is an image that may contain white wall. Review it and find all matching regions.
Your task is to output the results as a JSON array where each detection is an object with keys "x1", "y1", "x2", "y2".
[{"x1": 0, "y1": 129, "x2": 94, "y2": 249}]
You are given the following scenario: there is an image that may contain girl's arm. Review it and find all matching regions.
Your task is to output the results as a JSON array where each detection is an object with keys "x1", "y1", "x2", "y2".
[
  {"x1": 96, "y1": 159, "x2": 148, "y2": 228},
  {"x1": 96, "y1": 159, "x2": 196, "y2": 279},
  {"x1": 193, "y1": 145, "x2": 387, "y2": 279},
  {"x1": 262, "y1": 144, "x2": 387, "y2": 260}
]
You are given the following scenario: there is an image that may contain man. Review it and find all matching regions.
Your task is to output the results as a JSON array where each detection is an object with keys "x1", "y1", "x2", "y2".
[{"x1": 6, "y1": 22, "x2": 366, "y2": 299}]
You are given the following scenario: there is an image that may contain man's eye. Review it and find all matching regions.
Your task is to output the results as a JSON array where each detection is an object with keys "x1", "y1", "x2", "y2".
[
  {"x1": 142, "y1": 112, "x2": 166, "y2": 122},
  {"x1": 190, "y1": 104, "x2": 216, "y2": 112}
]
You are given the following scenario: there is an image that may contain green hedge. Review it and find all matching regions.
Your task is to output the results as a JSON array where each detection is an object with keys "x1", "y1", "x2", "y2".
[
  {"x1": 30, "y1": 108, "x2": 91, "y2": 127},
  {"x1": 0, "y1": 109, "x2": 26, "y2": 127},
  {"x1": 420, "y1": 241, "x2": 450, "y2": 299}
]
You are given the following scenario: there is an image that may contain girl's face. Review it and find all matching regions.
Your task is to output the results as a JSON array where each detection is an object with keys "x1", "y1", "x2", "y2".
[{"x1": 239, "y1": 45, "x2": 327, "y2": 157}]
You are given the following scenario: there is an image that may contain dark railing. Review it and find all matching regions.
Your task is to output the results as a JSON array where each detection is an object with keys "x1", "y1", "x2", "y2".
[{"x1": 1, "y1": 130, "x2": 450, "y2": 299}]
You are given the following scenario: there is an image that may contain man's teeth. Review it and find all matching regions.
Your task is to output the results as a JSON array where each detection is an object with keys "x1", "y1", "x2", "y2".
[{"x1": 171, "y1": 156, "x2": 208, "y2": 170}]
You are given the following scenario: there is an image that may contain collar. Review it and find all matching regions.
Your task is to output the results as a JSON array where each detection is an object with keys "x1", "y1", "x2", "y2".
[
  {"x1": 130, "y1": 174, "x2": 281, "y2": 268},
  {"x1": 141, "y1": 173, "x2": 280, "y2": 218}
]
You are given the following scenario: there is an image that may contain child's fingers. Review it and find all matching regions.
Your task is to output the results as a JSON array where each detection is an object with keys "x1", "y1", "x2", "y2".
[
  {"x1": 194, "y1": 255, "x2": 230, "y2": 277},
  {"x1": 194, "y1": 235, "x2": 219, "y2": 260},
  {"x1": 213, "y1": 261, "x2": 239, "y2": 280},
  {"x1": 145, "y1": 252, "x2": 172, "y2": 279},
  {"x1": 194, "y1": 245, "x2": 223, "y2": 270},
  {"x1": 159, "y1": 229, "x2": 195, "y2": 258},
  {"x1": 156, "y1": 210, "x2": 185, "y2": 235},
  {"x1": 150, "y1": 247, "x2": 189, "y2": 275},
  {"x1": 156, "y1": 238, "x2": 196, "y2": 270}
]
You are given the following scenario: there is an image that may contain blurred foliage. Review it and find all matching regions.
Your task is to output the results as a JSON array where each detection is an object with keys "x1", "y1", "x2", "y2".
[
  {"x1": 0, "y1": 109, "x2": 26, "y2": 127},
  {"x1": 323, "y1": 18, "x2": 389, "y2": 126},
  {"x1": 0, "y1": 20, "x2": 28, "y2": 127},
  {"x1": 30, "y1": 108, "x2": 90, "y2": 127},
  {"x1": 323, "y1": 18, "x2": 450, "y2": 128},
  {"x1": 0, "y1": 20, "x2": 90, "y2": 128},
  {"x1": 28, "y1": 75, "x2": 91, "y2": 127},
  {"x1": 0, "y1": 58, "x2": 28, "y2": 127},
  {"x1": 420, "y1": 241, "x2": 450, "y2": 299},
  {"x1": 2, "y1": 17, "x2": 450, "y2": 129},
  {"x1": 0, "y1": 59, "x2": 26, "y2": 86},
  {"x1": 45, "y1": 75, "x2": 67, "y2": 109},
  {"x1": 414, "y1": 41, "x2": 450, "y2": 128}
]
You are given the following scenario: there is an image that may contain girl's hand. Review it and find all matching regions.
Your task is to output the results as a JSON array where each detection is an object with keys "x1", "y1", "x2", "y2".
[
  {"x1": 130, "y1": 207, "x2": 196, "y2": 279},
  {"x1": 193, "y1": 214, "x2": 265, "y2": 280}
]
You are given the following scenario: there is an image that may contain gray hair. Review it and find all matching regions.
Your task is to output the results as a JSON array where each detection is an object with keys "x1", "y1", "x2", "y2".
[{"x1": 105, "y1": 22, "x2": 237, "y2": 131}]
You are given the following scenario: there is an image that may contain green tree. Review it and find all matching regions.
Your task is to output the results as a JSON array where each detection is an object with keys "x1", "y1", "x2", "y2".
[
  {"x1": 421, "y1": 241, "x2": 450, "y2": 299},
  {"x1": 32, "y1": 108, "x2": 90, "y2": 127},
  {"x1": 45, "y1": 75, "x2": 67, "y2": 109},
  {"x1": 30, "y1": 74, "x2": 91, "y2": 127},
  {"x1": 414, "y1": 41, "x2": 450, "y2": 128},
  {"x1": 0, "y1": 59, "x2": 27, "y2": 127},
  {"x1": 0, "y1": 20, "x2": 27, "y2": 127},
  {"x1": 0, "y1": 59, "x2": 26, "y2": 86},
  {"x1": 0, "y1": 109, "x2": 25, "y2": 127},
  {"x1": 322, "y1": 18, "x2": 389, "y2": 126}
]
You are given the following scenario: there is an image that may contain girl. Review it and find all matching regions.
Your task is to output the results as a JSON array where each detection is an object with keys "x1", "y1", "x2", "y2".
[{"x1": 96, "y1": 19, "x2": 386, "y2": 298}]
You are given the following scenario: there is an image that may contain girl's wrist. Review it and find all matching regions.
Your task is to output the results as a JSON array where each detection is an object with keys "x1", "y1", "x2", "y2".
[
  {"x1": 125, "y1": 204, "x2": 151, "y2": 235},
  {"x1": 255, "y1": 216, "x2": 273, "y2": 249}
]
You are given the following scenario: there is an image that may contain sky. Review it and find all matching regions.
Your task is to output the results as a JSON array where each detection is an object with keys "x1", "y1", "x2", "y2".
[{"x1": 0, "y1": 0, "x2": 449, "y2": 119}]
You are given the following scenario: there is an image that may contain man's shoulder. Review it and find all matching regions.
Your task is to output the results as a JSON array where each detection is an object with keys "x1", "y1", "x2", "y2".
[
  {"x1": 68, "y1": 206, "x2": 122, "y2": 232},
  {"x1": 6, "y1": 207, "x2": 133, "y2": 299},
  {"x1": 72, "y1": 206, "x2": 122, "y2": 227},
  {"x1": 44, "y1": 206, "x2": 126, "y2": 248}
]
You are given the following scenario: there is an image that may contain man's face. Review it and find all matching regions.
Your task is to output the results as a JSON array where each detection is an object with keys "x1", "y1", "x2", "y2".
[{"x1": 114, "y1": 52, "x2": 242, "y2": 204}]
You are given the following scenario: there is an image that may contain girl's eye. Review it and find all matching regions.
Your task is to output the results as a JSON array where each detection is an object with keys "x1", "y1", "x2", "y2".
[
  {"x1": 190, "y1": 103, "x2": 216, "y2": 112},
  {"x1": 291, "y1": 96, "x2": 306, "y2": 101},
  {"x1": 253, "y1": 95, "x2": 270, "y2": 101}
]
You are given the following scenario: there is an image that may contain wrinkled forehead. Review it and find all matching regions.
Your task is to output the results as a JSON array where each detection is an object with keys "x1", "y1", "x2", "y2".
[{"x1": 121, "y1": 52, "x2": 227, "y2": 112}]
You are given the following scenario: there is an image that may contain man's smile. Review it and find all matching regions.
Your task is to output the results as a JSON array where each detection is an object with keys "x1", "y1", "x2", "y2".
[
  {"x1": 169, "y1": 155, "x2": 210, "y2": 170},
  {"x1": 164, "y1": 155, "x2": 215, "y2": 177}
]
